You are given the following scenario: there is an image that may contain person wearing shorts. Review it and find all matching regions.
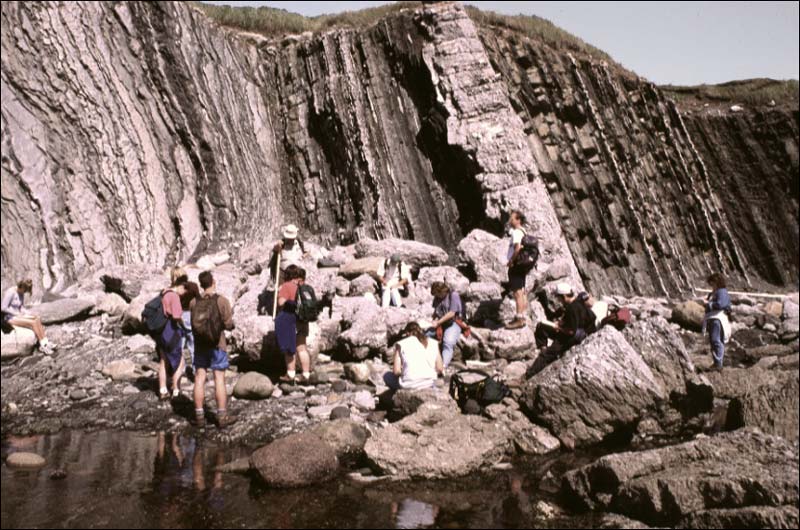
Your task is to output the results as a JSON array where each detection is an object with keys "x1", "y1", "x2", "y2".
[{"x1": 505, "y1": 211, "x2": 529, "y2": 329}]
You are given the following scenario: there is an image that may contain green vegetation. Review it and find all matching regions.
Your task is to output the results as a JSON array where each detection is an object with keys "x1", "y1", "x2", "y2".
[
  {"x1": 190, "y1": 1, "x2": 421, "y2": 36},
  {"x1": 662, "y1": 78, "x2": 799, "y2": 106}
]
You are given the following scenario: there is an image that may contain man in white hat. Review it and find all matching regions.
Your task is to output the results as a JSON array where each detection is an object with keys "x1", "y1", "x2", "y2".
[
  {"x1": 271, "y1": 224, "x2": 306, "y2": 279},
  {"x1": 530, "y1": 282, "x2": 594, "y2": 375}
]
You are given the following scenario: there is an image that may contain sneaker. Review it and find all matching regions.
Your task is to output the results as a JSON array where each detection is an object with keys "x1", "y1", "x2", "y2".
[
  {"x1": 158, "y1": 390, "x2": 170, "y2": 402},
  {"x1": 278, "y1": 374, "x2": 296, "y2": 384},
  {"x1": 39, "y1": 343, "x2": 54, "y2": 356},
  {"x1": 505, "y1": 318, "x2": 526, "y2": 330},
  {"x1": 172, "y1": 388, "x2": 181, "y2": 399},
  {"x1": 216, "y1": 413, "x2": 238, "y2": 429}
]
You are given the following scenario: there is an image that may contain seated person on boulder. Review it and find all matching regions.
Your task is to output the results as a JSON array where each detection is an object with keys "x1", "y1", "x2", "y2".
[
  {"x1": 384, "y1": 322, "x2": 443, "y2": 390},
  {"x1": 377, "y1": 253, "x2": 412, "y2": 308},
  {"x1": 530, "y1": 283, "x2": 594, "y2": 376},
  {"x1": 1, "y1": 279, "x2": 55, "y2": 354}
]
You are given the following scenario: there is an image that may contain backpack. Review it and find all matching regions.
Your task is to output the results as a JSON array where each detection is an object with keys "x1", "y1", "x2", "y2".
[
  {"x1": 192, "y1": 294, "x2": 224, "y2": 347},
  {"x1": 601, "y1": 305, "x2": 631, "y2": 330},
  {"x1": 448, "y1": 370, "x2": 511, "y2": 413},
  {"x1": 141, "y1": 293, "x2": 169, "y2": 335},
  {"x1": 515, "y1": 233, "x2": 540, "y2": 270},
  {"x1": 295, "y1": 284, "x2": 321, "y2": 322},
  {"x1": 257, "y1": 289, "x2": 275, "y2": 316}
]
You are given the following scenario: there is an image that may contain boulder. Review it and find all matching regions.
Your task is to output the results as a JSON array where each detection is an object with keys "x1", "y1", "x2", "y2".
[
  {"x1": 763, "y1": 300, "x2": 784, "y2": 318},
  {"x1": 562, "y1": 429, "x2": 799, "y2": 528},
  {"x1": 480, "y1": 326, "x2": 536, "y2": 360},
  {"x1": 338, "y1": 256, "x2": 385, "y2": 280},
  {"x1": 233, "y1": 372, "x2": 274, "y2": 400},
  {"x1": 1, "y1": 327, "x2": 38, "y2": 360},
  {"x1": 727, "y1": 369, "x2": 799, "y2": 441},
  {"x1": 352, "y1": 390, "x2": 376, "y2": 411},
  {"x1": 522, "y1": 327, "x2": 666, "y2": 449},
  {"x1": 343, "y1": 363, "x2": 370, "y2": 384},
  {"x1": 670, "y1": 300, "x2": 705, "y2": 331},
  {"x1": 126, "y1": 334, "x2": 152, "y2": 354},
  {"x1": 31, "y1": 297, "x2": 95, "y2": 325},
  {"x1": 365, "y1": 401, "x2": 509, "y2": 479},
  {"x1": 6, "y1": 452, "x2": 46, "y2": 468},
  {"x1": 415, "y1": 266, "x2": 470, "y2": 293},
  {"x1": 781, "y1": 297, "x2": 799, "y2": 340},
  {"x1": 348, "y1": 274, "x2": 377, "y2": 296},
  {"x1": 330, "y1": 406, "x2": 351, "y2": 420},
  {"x1": 392, "y1": 388, "x2": 452, "y2": 418},
  {"x1": 705, "y1": 366, "x2": 781, "y2": 400},
  {"x1": 354, "y1": 238, "x2": 448, "y2": 268},
  {"x1": 250, "y1": 431, "x2": 339, "y2": 488},
  {"x1": 456, "y1": 229, "x2": 508, "y2": 284},
  {"x1": 101, "y1": 359, "x2": 138, "y2": 381},
  {"x1": 333, "y1": 297, "x2": 387, "y2": 360},
  {"x1": 95, "y1": 292, "x2": 128, "y2": 317},
  {"x1": 307, "y1": 419, "x2": 370, "y2": 458}
]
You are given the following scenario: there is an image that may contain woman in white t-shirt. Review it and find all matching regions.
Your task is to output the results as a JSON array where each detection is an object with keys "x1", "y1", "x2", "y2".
[{"x1": 384, "y1": 322, "x2": 443, "y2": 390}]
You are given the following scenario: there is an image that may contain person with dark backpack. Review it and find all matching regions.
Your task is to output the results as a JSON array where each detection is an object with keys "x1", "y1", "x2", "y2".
[
  {"x1": 189, "y1": 271, "x2": 236, "y2": 429},
  {"x1": 505, "y1": 210, "x2": 538, "y2": 330},
  {"x1": 151, "y1": 268, "x2": 189, "y2": 402},
  {"x1": 291, "y1": 267, "x2": 318, "y2": 383}
]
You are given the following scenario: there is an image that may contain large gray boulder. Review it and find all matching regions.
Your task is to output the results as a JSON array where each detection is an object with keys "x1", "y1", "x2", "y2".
[
  {"x1": 1, "y1": 328, "x2": 38, "y2": 360},
  {"x1": 332, "y1": 296, "x2": 387, "y2": 360},
  {"x1": 338, "y1": 256, "x2": 385, "y2": 280},
  {"x1": 479, "y1": 326, "x2": 537, "y2": 361},
  {"x1": 456, "y1": 229, "x2": 509, "y2": 284},
  {"x1": 250, "y1": 431, "x2": 339, "y2": 488},
  {"x1": 522, "y1": 327, "x2": 667, "y2": 449},
  {"x1": 354, "y1": 238, "x2": 448, "y2": 268},
  {"x1": 233, "y1": 372, "x2": 274, "y2": 400},
  {"x1": 31, "y1": 297, "x2": 95, "y2": 325},
  {"x1": 307, "y1": 419, "x2": 370, "y2": 458},
  {"x1": 365, "y1": 401, "x2": 509, "y2": 479},
  {"x1": 562, "y1": 429, "x2": 799, "y2": 529},
  {"x1": 781, "y1": 295, "x2": 799, "y2": 340},
  {"x1": 727, "y1": 369, "x2": 799, "y2": 441},
  {"x1": 95, "y1": 292, "x2": 129, "y2": 317},
  {"x1": 670, "y1": 300, "x2": 705, "y2": 331},
  {"x1": 415, "y1": 266, "x2": 470, "y2": 293},
  {"x1": 391, "y1": 388, "x2": 452, "y2": 418}
]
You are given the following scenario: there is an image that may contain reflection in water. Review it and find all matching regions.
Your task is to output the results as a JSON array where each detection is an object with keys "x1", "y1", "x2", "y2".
[{"x1": 2, "y1": 430, "x2": 602, "y2": 529}]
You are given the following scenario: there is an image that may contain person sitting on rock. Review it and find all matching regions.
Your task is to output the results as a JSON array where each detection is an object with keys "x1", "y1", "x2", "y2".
[
  {"x1": 702, "y1": 273, "x2": 731, "y2": 372},
  {"x1": 190, "y1": 270, "x2": 236, "y2": 429},
  {"x1": 275, "y1": 265, "x2": 311, "y2": 384},
  {"x1": 1, "y1": 279, "x2": 55, "y2": 355},
  {"x1": 529, "y1": 283, "x2": 592, "y2": 376},
  {"x1": 505, "y1": 210, "x2": 530, "y2": 330},
  {"x1": 377, "y1": 253, "x2": 412, "y2": 308},
  {"x1": 384, "y1": 321, "x2": 443, "y2": 390},
  {"x1": 270, "y1": 224, "x2": 307, "y2": 281},
  {"x1": 426, "y1": 282, "x2": 465, "y2": 368},
  {"x1": 156, "y1": 268, "x2": 189, "y2": 401},
  {"x1": 576, "y1": 291, "x2": 599, "y2": 335}
]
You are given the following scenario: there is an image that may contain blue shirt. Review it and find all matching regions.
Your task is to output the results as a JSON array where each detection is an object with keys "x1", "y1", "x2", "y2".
[{"x1": 705, "y1": 288, "x2": 731, "y2": 313}]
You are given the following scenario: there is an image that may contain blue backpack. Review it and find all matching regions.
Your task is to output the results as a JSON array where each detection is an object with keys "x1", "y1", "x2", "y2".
[{"x1": 141, "y1": 293, "x2": 168, "y2": 334}]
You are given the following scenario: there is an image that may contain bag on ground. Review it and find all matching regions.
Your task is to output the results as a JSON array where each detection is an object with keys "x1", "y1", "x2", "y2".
[
  {"x1": 448, "y1": 369, "x2": 511, "y2": 412},
  {"x1": 192, "y1": 294, "x2": 224, "y2": 346},
  {"x1": 601, "y1": 305, "x2": 631, "y2": 330}
]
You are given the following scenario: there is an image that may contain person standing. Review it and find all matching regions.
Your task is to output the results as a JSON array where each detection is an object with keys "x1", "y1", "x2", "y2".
[
  {"x1": 377, "y1": 254, "x2": 412, "y2": 308},
  {"x1": 190, "y1": 271, "x2": 236, "y2": 429},
  {"x1": 505, "y1": 211, "x2": 529, "y2": 330},
  {"x1": 271, "y1": 224, "x2": 306, "y2": 280},
  {"x1": 702, "y1": 273, "x2": 731, "y2": 372},
  {"x1": 179, "y1": 273, "x2": 200, "y2": 378},
  {"x1": 1, "y1": 279, "x2": 55, "y2": 354},
  {"x1": 274, "y1": 265, "x2": 310, "y2": 383},
  {"x1": 427, "y1": 282, "x2": 464, "y2": 368},
  {"x1": 156, "y1": 269, "x2": 188, "y2": 401},
  {"x1": 292, "y1": 267, "x2": 314, "y2": 383}
]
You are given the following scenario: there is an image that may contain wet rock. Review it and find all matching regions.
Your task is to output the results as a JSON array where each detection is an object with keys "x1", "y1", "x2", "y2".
[
  {"x1": 6, "y1": 452, "x2": 45, "y2": 468},
  {"x1": 522, "y1": 327, "x2": 667, "y2": 449},
  {"x1": 392, "y1": 388, "x2": 452, "y2": 419},
  {"x1": 1, "y1": 328, "x2": 38, "y2": 360},
  {"x1": 330, "y1": 406, "x2": 351, "y2": 420},
  {"x1": 343, "y1": 362, "x2": 370, "y2": 384},
  {"x1": 216, "y1": 457, "x2": 251, "y2": 474},
  {"x1": 562, "y1": 429, "x2": 799, "y2": 528},
  {"x1": 233, "y1": 372, "x2": 274, "y2": 400},
  {"x1": 101, "y1": 359, "x2": 138, "y2": 381},
  {"x1": 670, "y1": 300, "x2": 705, "y2": 331},
  {"x1": 354, "y1": 238, "x2": 448, "y2": 268},
  {"x1": 727, "y1": 369, "x2": 799, "y2": 441},
  {"x1": 32, "y1": 298, "x2": 95, "y2": 325},
  {"x1": 365, "y1": 401, "x2": 509, "y2": 479},
  {"x1": 338, "y1": 257, "x2": 385, "y2": 280},
  {"x1": 308, "y1": 419, "x2": 370, "y2": 458},
  {"x1": 598, "y1": 514, "x2": 651, "y2": 529},
  {"x1": 96, "y1": 292, "x2": 129, "y2": 317},
  {"x1": 250, "y1": 431, "x2": 338, "y2": 488}
]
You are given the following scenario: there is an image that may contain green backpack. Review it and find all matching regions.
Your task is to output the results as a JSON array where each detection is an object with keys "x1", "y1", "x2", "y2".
[{"x1": 295, "y1": 284, "x2": 321, "y2": 322}]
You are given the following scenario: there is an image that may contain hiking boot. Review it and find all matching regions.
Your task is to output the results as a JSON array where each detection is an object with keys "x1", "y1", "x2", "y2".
[
  {"x1": 278, "y1": 374, "x2": 296, "y2": 385},
  {"x1": 192, "y1": 412, "x2": 206, "y2": 429},
  {"x1": 216, "y1": 413, "x2": 238, "y2": 429},
  {"x1": 505, "y1": 318, "x2": 526, "y2": 330}
]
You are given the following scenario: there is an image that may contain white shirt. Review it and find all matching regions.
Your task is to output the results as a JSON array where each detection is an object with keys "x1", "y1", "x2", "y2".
[
  {"x1": 280, "y1": 240, "x2": 303, "y2": 270},
  {"x1": 396, "y1": 336, "x2": 439, "y2": 390},
  {"x1": 591, "y1": 300, "x2": 609, "y2": 327},
  {"x1": 1, "y1": 287, "x2": 24, "y2": 316},
  {"x1": 507, "y1": 228, "x2": 525, "y2": 263},
  {"x1": 377, "y1": 260, "x2": 411, "y2": 288}
]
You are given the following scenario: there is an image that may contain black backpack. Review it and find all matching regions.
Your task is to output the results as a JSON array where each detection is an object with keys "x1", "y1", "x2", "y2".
[
  {"x1": 192, "y1": 294, "x2": 224, "y2": 347},
  {"x1": 141, "y1": 293, "x2": 169, "y2": 335},
  {"x1": 515, "y1": 233, "x2": 540, "y2": 270},
  {"x1": 449, "y1": 370, "x2": 511, "y2": 413},
  {"x1": 257, "y1": 289, "x2": 275, "y2": 316},
  {"x1": 295, "y1": 284, "x2": 321, "y2": 322}
]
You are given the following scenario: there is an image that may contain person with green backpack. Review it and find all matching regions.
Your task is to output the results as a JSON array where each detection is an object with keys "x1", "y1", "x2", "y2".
[{"x1": 189, "y1": 271, "x2": 236, "y2": 429}]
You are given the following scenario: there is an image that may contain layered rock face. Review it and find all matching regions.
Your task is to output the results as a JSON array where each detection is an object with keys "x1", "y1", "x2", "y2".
[{"x1": 2, "y1": 1, "x2": 797, "y2": 296}]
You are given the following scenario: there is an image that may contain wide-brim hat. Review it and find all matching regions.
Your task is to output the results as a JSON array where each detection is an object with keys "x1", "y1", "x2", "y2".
[
  {"x1": 555, "y1": 282, "x2": 573, "y2": 296},
  {"x1": 282, "y1": 224, "x2": 299, "y2": 239}
]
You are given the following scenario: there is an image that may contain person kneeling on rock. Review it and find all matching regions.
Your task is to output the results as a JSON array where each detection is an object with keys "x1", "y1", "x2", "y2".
[
  {"x1": 1, "y1": 279, "x2": 56, "y2": 355},
  {"x1": 384, "y1": 322, "x2": 443, "y2": 390},
  {"x1": 190, "y1": 271, "x2": 236, "y2": 429},
  {"x1": 529, "y1": 283, "x2": 592, "y2": 376}
]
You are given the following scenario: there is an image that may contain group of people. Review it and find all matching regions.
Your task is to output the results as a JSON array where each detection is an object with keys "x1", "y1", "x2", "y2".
[{"x1": 1, "y1": 213, "x2": 734, "y2": 428}]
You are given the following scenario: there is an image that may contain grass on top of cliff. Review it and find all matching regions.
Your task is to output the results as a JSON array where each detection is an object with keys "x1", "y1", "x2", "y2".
[
  {"x1": 662, "y1": 78, "x2": 800, "y2": 107},
  {"x1": 192, "y1": 1, "x2": 614, "y2": 63}
]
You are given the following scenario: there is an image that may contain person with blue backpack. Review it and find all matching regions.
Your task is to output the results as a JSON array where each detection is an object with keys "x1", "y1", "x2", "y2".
[{"x1": 505, "y1": 210, "x2": 539, "y2": 330}]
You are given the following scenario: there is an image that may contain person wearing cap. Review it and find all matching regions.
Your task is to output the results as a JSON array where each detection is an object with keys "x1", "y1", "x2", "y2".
[
  {"x1": 530, "y1": 282, "x2": 593, "y2": 376},
  {"x1": 271, "y1": 224, "x2": 307, "y2": 280},
  {"x1": 1, "y1": 279, "x2": 56, "y2": 354},
  {"x1": 377, "y1": 253, "x2": 412, "y2": 308}
]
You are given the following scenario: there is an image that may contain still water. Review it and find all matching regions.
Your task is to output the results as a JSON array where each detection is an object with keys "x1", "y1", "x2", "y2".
[{"x1": 1, "y1": 430, "x2": 602, "y2": 529}]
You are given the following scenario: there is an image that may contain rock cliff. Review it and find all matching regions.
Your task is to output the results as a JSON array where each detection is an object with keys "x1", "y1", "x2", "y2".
[{"x1": 2, "y1": 1, "x2": 797, "y2": 295}]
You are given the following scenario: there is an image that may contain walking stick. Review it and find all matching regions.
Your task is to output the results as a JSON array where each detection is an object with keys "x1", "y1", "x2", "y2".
[{"x1": 272, "y1": 251, "x2": 281, "y2": 317}]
